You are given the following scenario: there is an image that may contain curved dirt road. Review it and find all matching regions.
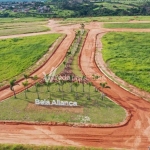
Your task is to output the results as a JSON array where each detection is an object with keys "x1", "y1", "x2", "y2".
[
  {"x1": 0, "y1": 21, "x2": 150, "y2": 149},
  {"x1": 77, "y1": 27, "x2": 150, "y2": 149},
  {"x1": 0, "y1": 20, "x2": 78, "y2": 100}
]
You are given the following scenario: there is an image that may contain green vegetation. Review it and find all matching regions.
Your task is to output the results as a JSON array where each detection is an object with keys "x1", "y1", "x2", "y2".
[
  {"x1": 71, "y1": 31, "x2": 87, "y2": 77},
  {"x1": 0, "y1": 144, "x2": 106, "y2": 150},
  {"x1": 1, "y1": 81, "x2": 125, "y2": 124},
  {"x1": 104, "y1": 23, "x2": 150, "y2": 28},
  {"x1": 1, "y1": 0, "x2": 150, "y2": 18},
  {"x1": 0, "y1": 17, "x2": 48, "y2": 23},
  {"x1": 94, "y1": 2, "x2": 134, "y2": 11},
  {"x1": 102, "y1": 32, "x2": 150, "y2": 92},
  {"x1": 71, "y1": 52, "x2": 82, "y2": 77},
  {"x1": 56, "y1": 29, "x2": 87, "y2": 76},
  {"x1": 0, "y1": 21, "x2": 50, "y2": 36},
  {"x1": 0, "y1": 34, "x2": 61, "y2": 83},
  {"x1": 63, "y1": 16, "x2": 150, "y2": 23},
  {"x1": 51, "y1": 1, "x2": 150, "y2": 17}
]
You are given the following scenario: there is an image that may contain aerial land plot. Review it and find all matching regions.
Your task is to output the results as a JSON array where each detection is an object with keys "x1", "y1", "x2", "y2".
[
  {"x1": 0, "y1": 21, "x2": 50, "y2": 36},
  {"x1": 102, "y1": 32, "x2": 150, "y2": 92},
  {"x1": 63, "y1": 16, "x2": 150, "y2": 23},
  {"x1": 0, "y1": 17, "x2": 48, "y2": 23},
  {"x1": 0, "y1": 82, "x2": 125, "y2": 124},
  {"x1": 104, "y1": 23, "x2": 150, "y2": 29},
  {"x1": 0, "y1": 34, "x2": 61, "y2": 83}
]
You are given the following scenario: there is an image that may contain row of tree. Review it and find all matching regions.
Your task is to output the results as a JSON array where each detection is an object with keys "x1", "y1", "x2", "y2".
[{"x1": 10, "y1": 74, "x2": 110, "y2": 101}]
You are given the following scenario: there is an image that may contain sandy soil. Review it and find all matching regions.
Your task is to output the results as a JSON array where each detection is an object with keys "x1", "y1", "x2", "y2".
[{"x1": 0, "y1": 20, "x2": 150, "y2": 149}]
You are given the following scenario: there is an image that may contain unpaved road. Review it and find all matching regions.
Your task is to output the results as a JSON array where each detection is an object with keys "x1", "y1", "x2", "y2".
[
  {"x1": 0, "y1": 20, "x2": 150, "y2": 149},
  {"x1": 0, "y1": 20, "x2": 78, "y2": 100}
]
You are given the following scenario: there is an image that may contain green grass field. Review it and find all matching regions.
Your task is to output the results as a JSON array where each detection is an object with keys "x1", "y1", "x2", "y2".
[
  {"x1": 0, "y1": 21, "x2": 50, "y2": 36},
  {"x1": 0, "y1": 17, "x2": 48, "y2": 23},
  {"x1": 104, "y1": 23, "x2": 150, "y2": 28},
  {"x1": 102, "y1": 32, "x2": 150, "y2": 92},
  {"x1": 1, "y1": 81, "x2": 125, "y2": 124},
  {"x1": 0, "y1": 144, "x2": 106, "y2": 150},
  {"x1": 64, "y1": 16, "x2": 150, "y2": 23},
  {"x1": 0, "y1": 34, "x2": 61, "y2": 83}
]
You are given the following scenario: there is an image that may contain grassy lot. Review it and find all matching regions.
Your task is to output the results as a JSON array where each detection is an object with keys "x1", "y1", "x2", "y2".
[
  {"x1": 94, "y1": 2, "x2": 134, "y2": 10},
  {"x1": 0, "y1": 81, "x2": 125, "y2": 124},
  {"x1": 102, "y1": 32, "x2": 150, "y2": 92},
  {"x1": 104, "y1": 23, "x2": 150, "y2": 28},
  {"x1": 0, "y1": 17, "x2": 48, "y2": 23},
  {"x1": 0, "y1": 144, "x2": 106, "y2": 150},
  {"x1": 0, "y1": 17, "x2": 50, "y2": 36},
  {"x1": 63, "y1": 16, "x2": 150, "y2": 23},
  {"x1": 71, "y1": 31, "x2": 87, "y2": 77},
  {"x1": 0, "y1": 21, "x2": 50, "y2": 36},
  {"x1": 0, "y1": 34, "x2": 61, "y2": 83},
  {"x1": 56, "y1": 30, "x2": 86, "y2": 76}
]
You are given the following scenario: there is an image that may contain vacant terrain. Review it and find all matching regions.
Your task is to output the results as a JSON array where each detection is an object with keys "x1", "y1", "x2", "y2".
[
  {"x1": 0, "y1": 18, "x2": 50, "y2": 36},
  {"x1": 0, "y1": 18, "x2": 150, "y2": 149},
  {"x1": 0, "y1": 34, "x2": 61, "y2": 83}
]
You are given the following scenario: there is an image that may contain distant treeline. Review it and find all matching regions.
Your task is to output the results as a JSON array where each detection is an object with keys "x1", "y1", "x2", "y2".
[{"x1": 0, "y1": 1, "x2": 150, "y2": 18}]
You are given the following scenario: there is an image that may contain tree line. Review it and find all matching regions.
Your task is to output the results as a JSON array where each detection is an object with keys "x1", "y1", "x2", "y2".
[{"x1": 1, "y1": 1, "x2": 150, "y2": 18}]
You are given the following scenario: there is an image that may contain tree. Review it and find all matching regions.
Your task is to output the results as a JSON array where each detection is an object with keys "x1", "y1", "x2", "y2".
[
  {"x1": 66, "y1": 51, "x2": 71, "y2": 58},
  {"x1": 45, "y1": 80, "x2": 50, "y2": 92},
  {"x1": 35, "y1": 82, "x2": 40, "y2": 99},
  {"x1": 55, "y1": 76, "x2": 62, "y2": 92},
  {"x1": 23, "y1": 74, "x2": 30, "y2": 91},
  {"x1": 87, "y1": 82, "x2": 92, "y2": 100},
  {"x1": 10, "y1": 79, "x2": 19, "y2": 99},
  {"x1": 69, "y1": 74, "x2": 73, "y2": 92},
  {"x1": 45, "y1": 81, "x2": 53, "y2": 99},
  {"x1": 31, "y1": 75, "x2": 39, "y2": 91},
  {"x1": 63, "y1": 61, "x2": 66, "y2": 67},
  {"x1": 73, "y1": 82, "x2": 79, "y2": 100},
  {"x1": 82, "y1": 75, "x2": 86, "y2": 92},
  {"x1": 99, "y1": 82, "x2": 110, "y2": 100},
  {"x1": 92, "y1": 74, "x2": 100, "y2": 92},
  {"x1": 81, "y1": 23, "x2": 85, "y2": 29},
  {"x1": 24, "y1": 74, "x2": 30, "y2": 81},
  {"x1": 22, "y1": 80, "x2": 29, "y2": 99},
  {"x1": 59, "y1": 80, "x2": 66, "y2": 100}
]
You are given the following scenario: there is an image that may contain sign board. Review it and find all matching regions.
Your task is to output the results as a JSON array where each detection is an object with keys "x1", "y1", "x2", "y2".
[{"x1": 35, "y1": 99, "x2": 78, "y2": 107}]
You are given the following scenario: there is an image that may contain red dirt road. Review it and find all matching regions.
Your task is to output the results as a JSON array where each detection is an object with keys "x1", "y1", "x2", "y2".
[
  {"x1": 0, "y1": 21, "x2": 150, "y2": 149},
  {"x1": 0, "y1": 20, "x2": 77, "y2": 100}
]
